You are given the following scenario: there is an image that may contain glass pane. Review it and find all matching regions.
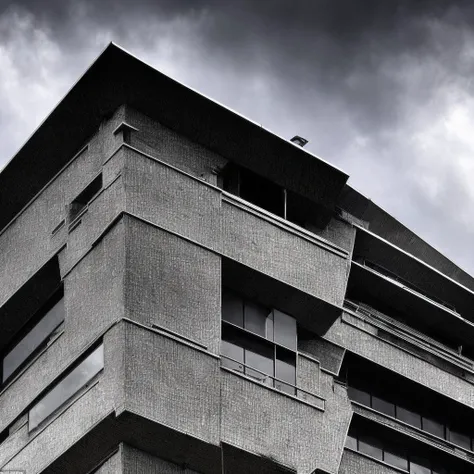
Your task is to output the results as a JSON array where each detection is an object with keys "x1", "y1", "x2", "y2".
[
  {"x1": 384, "y1": 446, "x2": 408, "y2": 470},
  {"x1": 410, "y1": 456, "x2": 431, "y2": 474},
  {"x1": 358, "y1": 434, "x2": 383, "y2": 460},
  {"x1": 244, "y1": 301, "x2": 271, "y2": 338},
  {"x1": 273, "y1": 310, "x2": 297, "y2": 350},
  {"x1": 345, "y1": 433, "x2": 358, "y2": 450},
  {"x1": 29, "y1": 344, "x2": 104, "y2": 431},
  {"x1": 432, "y1": 465, "x2": 448, "y2": 474},
  {"x1": 239, "y1": 168, "x2": 285, "y2": 217},
  {"x1": 222, "y1": 290, "x2": 243, "y2": 327},
  {"x1": 266, "y1": 311, "x2": 274, "y2": 341},
  {"x1": 275, "y1": 347, "x2": 296, "y2": 395},
  {"x1": 347, "y1": 386, "x2": 371, "y2": 406},
  {"x1": 422, "y1": 417, "x2": 445, "y2": 439},
  {"x1": 3, "y1": 296, "x2": 65, "y2": 382},
  {"x1": 245, "y1": 341, "x2": 274, "y2": 386},
  {"x1": 396, "y1": 406, "x2": 422, "y2": 429},
  {"x1": 372, "y1": 395, "x2": 395, "y2": 417},
  {"x1": 221, "y1": 340, "x2": 244, "y2": 373},
  {"x1": 449, "y1": 429, "x2": 471, "y2": 450}
]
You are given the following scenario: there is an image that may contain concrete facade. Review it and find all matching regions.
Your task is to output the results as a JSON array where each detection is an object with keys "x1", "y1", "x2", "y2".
[{"x1": 1, "y1": 44, "x2": 474, "y2": 474}]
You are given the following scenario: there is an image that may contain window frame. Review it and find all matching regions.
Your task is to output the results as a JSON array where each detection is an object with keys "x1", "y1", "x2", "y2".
[
  {"x1": 28, "y1": 342, "x2": 104, "y2": 432},
  {"x1": 1, "y1": 286, "x2": 65, "y2": 387},
  {"x1": 68, "y1": 173, "x2": 103, "y2": 225},
  {"x1": 221, "y1": 288, "x2": 298, "y2": 395}
]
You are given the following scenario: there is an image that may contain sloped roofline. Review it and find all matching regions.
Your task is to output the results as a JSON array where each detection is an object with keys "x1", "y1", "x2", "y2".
[{"x1": 0, "y1": 42, "x2": 348, "y2": 232}]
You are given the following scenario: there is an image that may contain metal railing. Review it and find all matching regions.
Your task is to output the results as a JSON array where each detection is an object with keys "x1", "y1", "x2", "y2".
[
  {"x1": 343, "y1": 299, "x2": 473, "y2": 369},
  {"x1": 354, "y1": 257, "x2": 457, "y2": 313},
  {"x1": 220, "y1": 355, "x2": 325, "y2": 408}
]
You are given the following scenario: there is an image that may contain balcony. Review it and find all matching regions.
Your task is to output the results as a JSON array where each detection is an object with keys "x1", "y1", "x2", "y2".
[
  {"x1": 348, "y1": 260, "x2": 474, "y2": 352},
  {"x1": 353, "y1": 226, "x2": 474, "y2": 322}
]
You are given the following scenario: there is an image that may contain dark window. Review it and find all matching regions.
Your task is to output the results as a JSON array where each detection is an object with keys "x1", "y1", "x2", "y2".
[
  {"x1": 372, "y1": 395, "x2": 395, "y2": 418},
  {"x1": 397, "y1": 406, "x2": 422, "y2": 429},
  {"x1": 245, "y1": 338, "x2": 274, "y2": 386},
  {"x1": 221, "y1": 164, "x2": 323, "y2": 230},
  {"x1": 345, "y1": 432, "x2": 358, "y2": 450},
  {"x1": 274, "y1": 309, "x2": 297, "y2": 350},
  {"x1": 347, "y1": 386, "x2": 371, "y2": 406},
  {"x1": 238, "y1": 167, "x2": 284, "y2": 218},
  {"x1": 449, "y1": 430, "x2": 471, "y2": 450},
  {"x1": 221, "y1": 340, "x2": 244, "y2": 373},
  {"x1": 0, "y1": 426, "x2": 8, "y2": 445},
  {"x1": 410, "y1": 455, "x2": 431, "y2": 474},
  {"x1": 346, "y1": 368, "x2": 474, "y2": 455},
  {"x1": 345, "y1": 422, "x2": 466, "y2": 473},
  {"x1": 221, "y1": 289, "x2": 297, "y2": 395},
  {"x1": 28, "y1": 343, "x2": 104, "y2": 431},
  {"x1": 69, "y1": 174, "x2": 102, "y2": 222},
  {"x1": 222, "y1": 291, "x2": 244, "y2": 327},
  {"x1": 275, "y1": 347, "x2": 296, "y2": 395},
  {"x1": 358, "y1": 433, "x2": 383, "y2": 460},
  {"x1": 244, "y1": 301, "x2": 271, "y2": 338},
  {"x1": 422, "y1": 417, "x2": 445, "y2": 439},
  {"x1": 384, "y1": 445, "x2": 408, "y2": 470},
  {"x1": 2, "y1": 290, "x2": 64, "y2": 384}
]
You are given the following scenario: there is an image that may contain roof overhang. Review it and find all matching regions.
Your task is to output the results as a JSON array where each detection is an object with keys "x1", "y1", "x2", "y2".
[
  {"x1": 0, "y1": 43, "x2": 348, "y2": 232},
  {"x1": 348, "y1": 262, "x2": 474, "y2": 345},
  {"x1": 354, "y1": 226, "x2": 474, "y2": 320}
]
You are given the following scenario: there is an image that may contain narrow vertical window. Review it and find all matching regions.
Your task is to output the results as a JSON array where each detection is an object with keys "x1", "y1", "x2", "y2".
[{"x1": 69, "y1": 173, "x2": 103, "y2": 222}]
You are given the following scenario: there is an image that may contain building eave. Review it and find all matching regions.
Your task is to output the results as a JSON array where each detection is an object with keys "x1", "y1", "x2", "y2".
[{"x1": 0, "y1": 42, "x2": 348, "y2": 232}]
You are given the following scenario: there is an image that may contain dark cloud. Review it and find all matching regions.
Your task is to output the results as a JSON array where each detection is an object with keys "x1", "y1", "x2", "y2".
[{"x1": 2, "y1": 0, "x2": 474, "y2": 273}]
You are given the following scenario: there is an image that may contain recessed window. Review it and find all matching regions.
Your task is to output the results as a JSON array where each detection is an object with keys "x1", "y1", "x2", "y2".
[
  {"x1": 221, "y1": 289, "x2": 297, "y2": 395},
  {"x1": 397, "y1": 406, "x2": 422, "y2": 429},
  {"x1": 422, "y1": 417, "x2": 445, "y2": 439},
  {"x1": 69, "y1": 174, "x2": 103, "y2": 223},
  {"x1": 347, "y1": 386, "x2": 371, "y2": 406},
  {"x1": 346, "y1": 423, "x2": 464, "y2": 473},
  {"x1": 221, "y1": 164, "x2": 322, "y2": 230},
  {"x1": 2, "y1": 289, "x2": 64, "y2": 383},
  {"x1": 28, "y1": 343, "x2": 104, "y2": 431},
  {"x1": 345, "y1": 355, "x2": 474, "y2": 454},
  {"x1": 372, "y1": 395, "x2": 395, "y2": 418},
  {"x1": 358, "y1": 433, "x2": 383, "y2": 460},
  {"x1": 449, "y1": 429, "x2": 471, "y2": 450}
]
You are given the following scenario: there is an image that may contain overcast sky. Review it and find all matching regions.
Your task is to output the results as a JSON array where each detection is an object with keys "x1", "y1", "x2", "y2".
[{"x1": 1, "y1": 0, "x2": 474, "y2": 274}]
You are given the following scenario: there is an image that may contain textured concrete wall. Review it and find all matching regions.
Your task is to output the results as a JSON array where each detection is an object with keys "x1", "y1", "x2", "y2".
[
  {"x1": 123, "y1": 147, "x2": 349, "y2": 309},
  {"x1": 122, "y1": 322, "x2": 221, "y2": 447},
  {"x1": 0, "y1": 220, "x2": 125, "y2": 441},
  {"x1": 1, "y1": 325, "x2": 122, "y2": 474},
  {"x1": 308, "y1": 217, "x2": 356, "y2": 255},
  {"x1": 94, "y1": 450, "x2": 123, "y2": 474},
  {"x1": 338, "y1": 450, "x2": 399, "y2": 474},
  {"x1": 297, "y1": 354, "x2": 321, "y2": 396},
  {"x1": 124, "y1": 216, "x2": 221, "y2": 354},
  {"x1": 124, "y1": 107, "x2": 227, "y2": 186},
  {"x1": 0, "y1": 105, "x2": 359, "y2": 473},
  {"x1": 221, "y1": 368, "x2": 352, "y2": 474},
  {"x1": 325, "y1": 313, "x2": 474, "y2": 409},
  {"x1": 0, "y1": 106, "x2": 125, "y2": 309},
  {"x1": 299, "y1": 336, "x2": 346, "y2": 376},
  {"x1": 122, "y1": 444, "x2": 200, "y2": 473},
  {"x1": 222, "y1": 201, "x2": 348, "y2": 307},
  {"x1": 123, "y1": 146, "x2": 222, "y2": 250}
]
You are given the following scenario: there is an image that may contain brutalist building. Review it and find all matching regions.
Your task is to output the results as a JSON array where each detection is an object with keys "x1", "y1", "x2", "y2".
[{"x1": 1, "y1": 44, "x2": 473, "y2": 474}]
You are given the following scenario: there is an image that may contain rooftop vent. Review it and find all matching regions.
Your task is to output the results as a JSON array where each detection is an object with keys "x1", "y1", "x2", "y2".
[{"x1": 290, "y1": 136, "x2": 309, "y2": 147}]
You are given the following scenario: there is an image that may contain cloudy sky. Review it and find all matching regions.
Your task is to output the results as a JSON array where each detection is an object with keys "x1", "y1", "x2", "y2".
[{"x1": 1, "y1": 0, "x2": 474, "y2": 273}]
